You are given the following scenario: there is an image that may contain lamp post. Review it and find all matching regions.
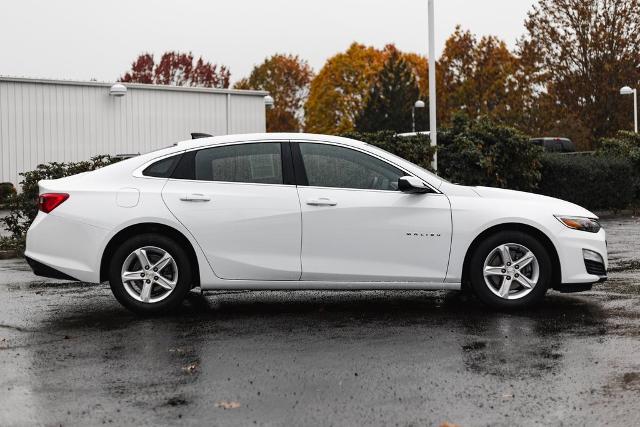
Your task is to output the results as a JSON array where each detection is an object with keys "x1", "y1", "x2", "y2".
[
  {"x1": 428, "y1": 0, "x2": 437, "y2": 171},
  {"x1": 620, "y1": 86, "x2": 638, "y2": 133},
  {"x1": 412, "y1": 100, "x2": 425, "y2": 132},
  {"x1": 109, "y1": 83, "x2": 127, "y2": 97},
  {"x1": 264, "y1": 95, "x2": 275, "y2": 110}
]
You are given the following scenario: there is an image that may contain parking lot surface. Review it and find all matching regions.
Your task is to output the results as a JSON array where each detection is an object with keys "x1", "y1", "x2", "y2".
[{"x1": 1, "y1": 216, "x2": 640, "y2": 426}]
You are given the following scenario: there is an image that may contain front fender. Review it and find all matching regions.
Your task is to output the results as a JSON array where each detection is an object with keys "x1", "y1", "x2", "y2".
[{"x1": 445, "y1": 197, "x2": 564, "y2": 283}]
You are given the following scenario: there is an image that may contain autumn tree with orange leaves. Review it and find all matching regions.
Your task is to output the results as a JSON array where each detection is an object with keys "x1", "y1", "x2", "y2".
[
  {"x1": 120, "y1": 51, "x2": 230, "y2": 88},
  {"x1": 436, "y1": 27, "x2": 523, "y2": 127},
  {"x1": 235, "y1": 54, "x2": 313, "y2": 132},
  {"x1": 304, "y1": 43, "x2": 386, "y2": 134},
  {"x1": 305, "y1": 43, "x2": 430, "y2": 134}
]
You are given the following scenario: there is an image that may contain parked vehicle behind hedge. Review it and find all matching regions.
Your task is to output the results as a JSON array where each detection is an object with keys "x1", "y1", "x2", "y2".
[{"x1": 530, "y1": 137, "x2": 576, "y2": 153}]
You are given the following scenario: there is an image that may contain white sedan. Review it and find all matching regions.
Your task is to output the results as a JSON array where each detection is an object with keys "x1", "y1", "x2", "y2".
[{"x1": 25, "y1": 133, "x2": 607, "y2": 313}]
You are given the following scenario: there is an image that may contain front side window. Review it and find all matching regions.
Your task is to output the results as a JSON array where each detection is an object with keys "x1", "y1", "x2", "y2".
[
  {"x1": 299, "y1": 143, "x2": 404, "y2": 191},
  {"x1": 194, "y1": 143, "x2": 283, "y2": 184}
]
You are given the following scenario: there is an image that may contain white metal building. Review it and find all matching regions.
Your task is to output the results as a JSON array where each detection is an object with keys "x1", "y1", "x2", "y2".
[{"x1": 0, "y1": 76, "x2": 269, "y2": 186}]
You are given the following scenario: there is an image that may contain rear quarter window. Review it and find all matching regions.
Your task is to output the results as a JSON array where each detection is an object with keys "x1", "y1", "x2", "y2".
[{"x1": 142, "y1": 155, "x2": 181, "y2": 178}]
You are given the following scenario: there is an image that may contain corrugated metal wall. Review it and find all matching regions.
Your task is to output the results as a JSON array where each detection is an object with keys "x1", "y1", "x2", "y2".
[{"x1": 0, "y1": 77, "x2": 267, "y2": 186}]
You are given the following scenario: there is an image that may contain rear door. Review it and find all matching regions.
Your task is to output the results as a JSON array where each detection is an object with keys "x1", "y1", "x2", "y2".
[
  {"x1": 162, "y1": 141, "x2": 302, "y2": 281},
  {"x1": 293, "y1": 141, "x2": 452, "y2": 282}
]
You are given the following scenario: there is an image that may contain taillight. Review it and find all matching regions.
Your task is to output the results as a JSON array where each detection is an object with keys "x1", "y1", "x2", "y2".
[{"x1": 38, "y1": 193, "x2": 69, "y2": 213}]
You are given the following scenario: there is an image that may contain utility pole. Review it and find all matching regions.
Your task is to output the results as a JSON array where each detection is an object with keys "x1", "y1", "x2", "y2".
[{"x1": 428, "y1": 0, "x2": 437, "y2": 171}]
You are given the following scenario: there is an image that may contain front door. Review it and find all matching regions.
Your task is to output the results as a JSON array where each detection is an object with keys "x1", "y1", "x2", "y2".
[
  {"x1": 294, "y1": 142, "x2": 451, "y2": 282},
  {"x1": 162, "y1": 142, "x2": 301, "y2": 281}
]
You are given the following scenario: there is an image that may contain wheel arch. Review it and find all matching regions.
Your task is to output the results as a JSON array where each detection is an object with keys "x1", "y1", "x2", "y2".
[
  {"x1": 461, "y1": 223, "x2": 561, "y2": 291},
  {"x1": 99, "y1": 222, "x2": 200, "y2": 287}
]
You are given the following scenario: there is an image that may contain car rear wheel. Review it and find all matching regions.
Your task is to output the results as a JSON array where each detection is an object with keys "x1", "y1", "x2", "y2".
[
  {"x1": 108, "y1": 233, "x2": 192, "y2": 314},
  {"x1": 469, "y1": 231, "x2": 552, "y2": 309}
]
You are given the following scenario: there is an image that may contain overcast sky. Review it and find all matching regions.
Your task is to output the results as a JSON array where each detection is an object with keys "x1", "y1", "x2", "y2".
[{"x1": 0, "y1": 0, "x2": 537, "y2": 84}]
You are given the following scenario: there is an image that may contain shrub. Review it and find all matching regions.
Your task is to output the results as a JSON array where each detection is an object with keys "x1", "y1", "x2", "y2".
[
  {"x1": 345, "y1": 118, "x2": 543, "y2": 192},
  {"x1": 0, "y1": 235, "x2": 25, "y2": 255},
  {"x1": 341, "y1": 130, "x2": 436, "y2": 171},
  {"x1": 537, "y1": 154, "x2": 634, "y2": 211},
  {"x1": 0, "y1": 182, "x2": 16, "y2": 208},
  {"x1": 1, "y1": 155, "x2": 120, "y2": 239},
  {"x1": 597, "y1": 131, "x2": 640, "y2": 202},
  {"x1": 438, "y1": 115, "x2": 543, "y2": 191},
  {"x1": 344, "y1": 121, "x2": 635, "y2": 211}
]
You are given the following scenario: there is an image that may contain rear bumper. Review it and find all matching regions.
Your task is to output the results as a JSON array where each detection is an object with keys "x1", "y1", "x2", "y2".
[
  {"x1": 25, "y1": 256, "x2": 79, "y2": 281},
  {"x1": 25, "y1": 211, "x2": 107, "y2": 283}
]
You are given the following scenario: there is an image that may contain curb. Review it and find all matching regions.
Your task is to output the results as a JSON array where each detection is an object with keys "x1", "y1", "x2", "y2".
[{"x1": 0, "y1": 249, "x2": 19, "y2": 260}]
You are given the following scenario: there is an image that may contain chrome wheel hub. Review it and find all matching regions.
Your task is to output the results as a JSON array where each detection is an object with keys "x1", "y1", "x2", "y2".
[
  {"x1": 483, "y1": 243, "x2": 539, "y2": 300},
  {"x1": 121, "y1": 246, "x2": 178, "y2": 303}
]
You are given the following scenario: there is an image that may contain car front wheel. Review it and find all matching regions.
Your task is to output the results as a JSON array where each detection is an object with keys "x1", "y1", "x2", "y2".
[
  {"x1": 108, "y1": 233, "x2": 192, "y2": 314},
  {"x1": 469, "y1": 230, "x2": 552, "y2": 309}
]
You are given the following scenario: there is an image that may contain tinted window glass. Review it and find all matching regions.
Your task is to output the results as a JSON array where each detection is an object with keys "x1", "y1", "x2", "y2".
[
  {"x1": 194, "y1": 143, "x2": 283, "y2": 184},
  {"x1": 299, "y1": 143, "x2": 404, "y2": 191},
  {"x1": 142, "y1": 155, "x2": 180, "y2": 178},
  {"x1": 171, "y1": 151, "x2": 196, "y2": 180}
]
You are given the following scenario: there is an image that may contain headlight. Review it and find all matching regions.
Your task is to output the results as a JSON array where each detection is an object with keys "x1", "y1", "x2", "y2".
[{"x1": 555, "y1": 215, "x2": 601, "y2": 233}]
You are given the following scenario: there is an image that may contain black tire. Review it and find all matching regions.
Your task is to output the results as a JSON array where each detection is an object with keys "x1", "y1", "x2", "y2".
[
  {"x1": 108, "y1": 233, "x2": 193, "y2": 314},
  {"x1": 469, "y1": 230, "x2": 552, "y2": 309}
]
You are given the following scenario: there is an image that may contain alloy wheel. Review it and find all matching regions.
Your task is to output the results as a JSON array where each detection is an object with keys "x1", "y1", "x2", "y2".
[
  {"x1": 120, "y1": 246, "x2": 178, "y2": 303},
  {"x1": 483, "y1": 243, "x2": 539, "y2": 300}
]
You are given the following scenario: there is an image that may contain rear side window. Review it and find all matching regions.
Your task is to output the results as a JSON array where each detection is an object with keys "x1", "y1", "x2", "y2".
[
  {"x1": 194, "y1": 143, "x2": 283, "y2": 184},
  {"x1": 142, "y1": 155, "x2": 180, "y2": 178}
]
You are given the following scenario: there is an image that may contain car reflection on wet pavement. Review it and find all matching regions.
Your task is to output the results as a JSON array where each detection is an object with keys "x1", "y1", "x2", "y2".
[{"x1": 1, "y1": 216, "x2": 640, "y2": 426}]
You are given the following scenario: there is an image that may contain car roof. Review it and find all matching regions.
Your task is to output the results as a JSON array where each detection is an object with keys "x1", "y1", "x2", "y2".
[
  {"x1": 177, "y1": 133, "x2": 368, "y2": 148},
  {"x1": 132, "y1": 133, "x2": 369, "y2": 166},
  {"x1": 175, "y1": 133, "x2": 367, "y2": 151}
]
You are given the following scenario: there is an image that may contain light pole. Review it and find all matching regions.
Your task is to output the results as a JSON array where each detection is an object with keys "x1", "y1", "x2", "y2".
[
  {"x1": 264, "y1": 95, "x2": 275, "y2": 110},
  {"x1": 620, "y1": 86, "x2": 638, "y2": 133},
  {"x1": 428, "y1": 0, "x2": 437, "y2": 171},
  {"x1": 412, "y1": 100, "x2": 425, "y2": 132}
]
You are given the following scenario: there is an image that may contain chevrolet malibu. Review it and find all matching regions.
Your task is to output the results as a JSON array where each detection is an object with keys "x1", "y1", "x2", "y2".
[{"x1": 25, "y1": 133, "x2": 607, "y2": 314}]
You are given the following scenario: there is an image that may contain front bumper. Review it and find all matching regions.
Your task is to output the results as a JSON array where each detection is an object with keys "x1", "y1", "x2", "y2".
[{"x1": 554, "y1": 225, "x2": 608, "y2": 285}]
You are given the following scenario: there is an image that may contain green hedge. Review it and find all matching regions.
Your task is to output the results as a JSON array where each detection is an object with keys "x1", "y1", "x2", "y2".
[
  {"x1": 597, "y1": 131, "x2": 640, "y2": 201},
  {"x1": 437, "y1": 116, "x2": 543, "y2": 191},
  {"x1": 536, "y1": 154, "x2": 635, "y2": 211},
  {"x1": 341, "y1": 130, "x2": 436, "y2": 171},
  {"x1": 342, "y1": 121, "x2": 638, "y2": 211}
]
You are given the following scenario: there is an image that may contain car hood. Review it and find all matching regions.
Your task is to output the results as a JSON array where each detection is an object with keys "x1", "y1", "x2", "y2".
[{"x1": 471, "y1": 186, "x2": 597, "y2": 218}]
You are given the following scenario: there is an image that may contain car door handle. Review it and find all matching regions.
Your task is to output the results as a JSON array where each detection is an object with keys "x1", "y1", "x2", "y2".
[
  {"x1": 306, "y1": 197, "x2": 337, "y2": 207},
  {"x1": 180, "y1": 193, "x2": 211, "y2": 202}
]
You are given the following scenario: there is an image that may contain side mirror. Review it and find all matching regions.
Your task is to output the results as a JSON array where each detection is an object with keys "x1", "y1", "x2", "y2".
[{"x1": 398, "y1": 176, "x2": 431, "y2": 194}]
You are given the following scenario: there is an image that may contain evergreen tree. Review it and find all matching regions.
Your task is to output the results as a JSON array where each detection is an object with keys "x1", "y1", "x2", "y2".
[{"x1": 355, "y1": 48, "x2": 423, "y2": 133}]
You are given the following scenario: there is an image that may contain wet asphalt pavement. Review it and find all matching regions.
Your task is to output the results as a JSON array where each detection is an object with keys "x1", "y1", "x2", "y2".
[{"x1": 1, "y1": 217, "x2": 640, "y2": 426}]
